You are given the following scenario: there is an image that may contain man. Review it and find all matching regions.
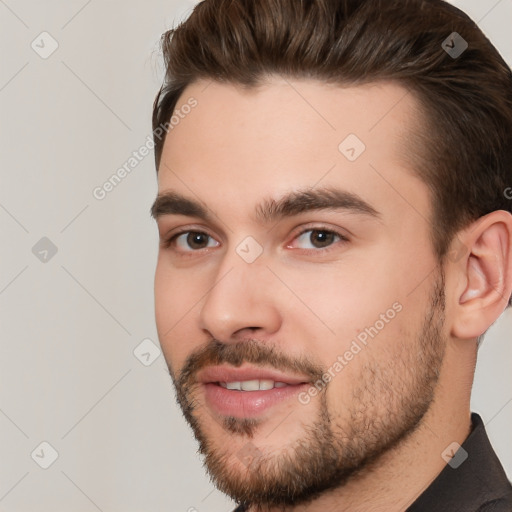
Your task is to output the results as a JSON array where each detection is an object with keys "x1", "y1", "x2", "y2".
[{"x1": 150, "y1": 0, "x2": 512, "y2": 510}]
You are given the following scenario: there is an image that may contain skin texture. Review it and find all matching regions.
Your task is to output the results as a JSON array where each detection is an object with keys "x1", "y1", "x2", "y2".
[{"x1": 153, "y1": 77, "x2": 512, "y2": 511}]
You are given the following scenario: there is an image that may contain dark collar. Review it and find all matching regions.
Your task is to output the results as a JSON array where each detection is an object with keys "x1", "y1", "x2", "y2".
[
  {"x1": 232, "y1": 414, "x2": 511, "y2": 512},
  {"x1": 407, "y1": 413, "x2": 512, "y2": 511}
]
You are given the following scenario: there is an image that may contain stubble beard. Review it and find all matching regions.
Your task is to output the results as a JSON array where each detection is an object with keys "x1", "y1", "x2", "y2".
[{"x1": 170, "y1": 272, "x2": 446, "y2": 509}]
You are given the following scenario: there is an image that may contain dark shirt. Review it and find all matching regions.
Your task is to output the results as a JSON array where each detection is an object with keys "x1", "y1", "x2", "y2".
[{"x1": 232, "y1": 413, "x2": 512, "y2": 511}]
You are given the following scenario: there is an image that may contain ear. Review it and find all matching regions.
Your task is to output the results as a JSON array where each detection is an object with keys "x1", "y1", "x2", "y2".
[{"x1": 450, "y1": 210, "x2": 512, "y2": 339}]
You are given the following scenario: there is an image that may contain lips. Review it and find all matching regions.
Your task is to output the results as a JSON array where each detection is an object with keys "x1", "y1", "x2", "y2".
[
  {"x1": 197, "y1": 365, "x2": 310, "y2": 386},
  {"x1": 197, "y1": 365, "x2": 311, "y2": 418}
]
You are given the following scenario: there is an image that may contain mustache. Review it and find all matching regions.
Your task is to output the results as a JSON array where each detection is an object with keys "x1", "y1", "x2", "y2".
[{"x1": 174, "y1": 338, "x2": 325, "y2": 389}]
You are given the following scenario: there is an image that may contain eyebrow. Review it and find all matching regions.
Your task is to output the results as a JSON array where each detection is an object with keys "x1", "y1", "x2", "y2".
[{"x1": 150, "y1": 187, "x2": 380, "y2": 223}]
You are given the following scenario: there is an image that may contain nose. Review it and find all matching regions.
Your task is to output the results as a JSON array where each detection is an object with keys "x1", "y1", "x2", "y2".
[{"x1": 198, "y1": 253, "x2": 282, "y2": 342}]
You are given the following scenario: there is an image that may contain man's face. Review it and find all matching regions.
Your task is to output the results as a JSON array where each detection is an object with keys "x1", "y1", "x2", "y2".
[{"x1": 153, "y1": 78, "x2": 448, "y2": 507}]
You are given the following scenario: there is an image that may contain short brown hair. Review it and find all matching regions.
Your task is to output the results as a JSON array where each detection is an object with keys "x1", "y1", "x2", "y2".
[{"x1": 152, "y1": 0, "x2": 512, "y2": 260}]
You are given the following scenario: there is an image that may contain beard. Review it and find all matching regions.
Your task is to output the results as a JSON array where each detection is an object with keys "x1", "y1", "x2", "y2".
[{"x1": 169, "y1": 271, "x2": 446, "y2": 510}]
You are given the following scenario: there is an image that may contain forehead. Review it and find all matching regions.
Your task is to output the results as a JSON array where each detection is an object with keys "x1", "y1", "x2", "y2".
[{"x1": 157, "y1": 77, "x2": 428, "y2": 222}]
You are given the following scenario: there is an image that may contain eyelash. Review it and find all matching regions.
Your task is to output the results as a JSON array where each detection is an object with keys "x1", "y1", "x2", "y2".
[
  {"x1": 161, "y1": 226, "x2": 349, "y2": 253},
  {"x1": 289, "y1": 227, "x2": 350, "y2": 252}
]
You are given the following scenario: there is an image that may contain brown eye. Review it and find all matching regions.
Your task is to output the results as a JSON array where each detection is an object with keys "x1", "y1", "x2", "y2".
[
  {"x1": 309, "y1": 230, "x2": 336, "y2": 248},
  {"x1": 187, "y1": 232, "x2": 210, "y2": 249},
  {"x1": 292, "y1": 229, "x2": 343, "y2": 250},
  {"x1": 172, "y1": 231, "x2": 219, "y2": 251}
]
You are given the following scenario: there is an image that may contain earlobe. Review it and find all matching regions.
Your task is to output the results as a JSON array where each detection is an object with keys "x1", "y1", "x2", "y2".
[{"x1": 451, "y1": 211, "x2": 512, "y2": 340}]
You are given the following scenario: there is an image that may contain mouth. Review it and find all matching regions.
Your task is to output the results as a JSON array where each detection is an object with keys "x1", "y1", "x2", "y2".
[
  {"x1": 219, "y1": 379, "x2": 293, "y2": 390},
  {"x1": 197, "y1": 365, "x2": 312, "y2": 418}
]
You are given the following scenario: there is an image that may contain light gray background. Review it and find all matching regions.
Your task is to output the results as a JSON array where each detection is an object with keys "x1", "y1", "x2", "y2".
[{"x1": 0, "y1": 1, "x2": 510, "y2": 511}]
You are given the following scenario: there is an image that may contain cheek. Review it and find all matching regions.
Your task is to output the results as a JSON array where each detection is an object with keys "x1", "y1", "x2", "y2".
[
  {"x1": 154, "y1": 258, "x2": 206, "y2": 368},
  {"x1": 278, "y1": 258, "x2": 402, "y2": 342},
  {"x1": 276, "y1": 259, "x2": 413, "y2": 390},
  {"x1": 316, "y1": 291, "x2": 430, "y2": 417}
]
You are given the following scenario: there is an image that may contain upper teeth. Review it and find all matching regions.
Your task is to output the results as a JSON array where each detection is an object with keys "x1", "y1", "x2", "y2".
[{"x1": 219, "y1": 380, "x2": 289, "y2": 391}]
